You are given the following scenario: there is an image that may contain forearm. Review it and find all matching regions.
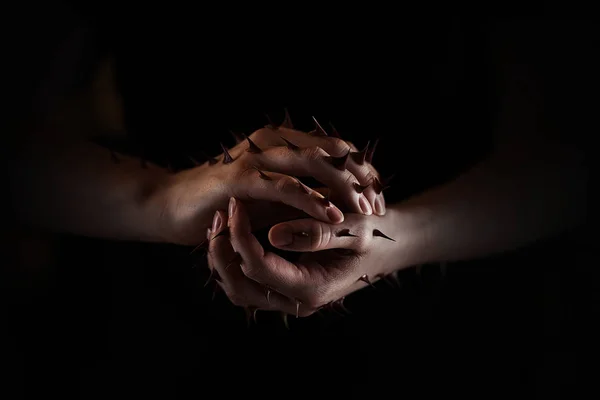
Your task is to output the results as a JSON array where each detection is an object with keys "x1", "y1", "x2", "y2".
[
  {"x1": 390, "y1": 145, "x2": 587, "y2": 268},
  {"x1": 9, "y1": 134, "x2": 177, "y2": 242}
]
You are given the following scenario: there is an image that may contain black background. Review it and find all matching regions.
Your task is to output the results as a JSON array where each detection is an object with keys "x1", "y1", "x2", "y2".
[{"x1": 3, "y1": 4, "x2": 595, "y2": 398}]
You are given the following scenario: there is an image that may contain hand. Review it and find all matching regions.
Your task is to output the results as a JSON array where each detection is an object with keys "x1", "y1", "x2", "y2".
[
  {"x1": 162, "y1": 122, "x2": 386, "y2": 246},
  {"x1": 207, "y1": 197, "x2": 410, "y2": 317}
]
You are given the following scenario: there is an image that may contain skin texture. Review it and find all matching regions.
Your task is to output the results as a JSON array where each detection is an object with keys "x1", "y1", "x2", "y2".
[{"x1": 8, "y1": 125, "x2": 386, "y2": 246}]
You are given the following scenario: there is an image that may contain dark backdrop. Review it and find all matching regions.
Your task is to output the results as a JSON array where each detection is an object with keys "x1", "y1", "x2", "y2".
[{"x1": 4, "y1": 5, "x2": 595, "y2": 398}]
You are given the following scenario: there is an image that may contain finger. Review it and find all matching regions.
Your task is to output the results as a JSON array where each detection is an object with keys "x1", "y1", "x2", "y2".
[
  {"x1": 207, "y1": 210, "x2": 301, "y2": 314},
  {"x1": 252, "y1": 145, "x2": 373, "y2": 216},
  {"x1": 237, "y1": 167, "x2": 345, "y2": 224},
  {"x1": 277, "y1": 129, "x2": 382, "y2": 215},
  {"x1": 268, "y1": 216, "x2": 370, "y2": 252},
  {"x1": 228, "y1": 197, "x2": 316, "y2": 312}
]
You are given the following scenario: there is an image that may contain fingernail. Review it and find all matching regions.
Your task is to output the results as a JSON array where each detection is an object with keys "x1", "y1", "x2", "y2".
[
  {"x1": 359, "y1": 195, "x2": 372, "y2": 215},
  {"x1": 374, "y1": 196, "x2": 384, "y2": 215},
  {"x1": 229, "y1": 197, "x2": 237, "y2": 217},
  {"x1": 270, "y1": 225, "x2": 294, "y2": 247},
  {"x1": 206, "y1": 228, "x2": 212, "y2": 240},
  {"x1": 212, "y1": 211, "x2": 222, "y2": 232},
  {"x1": 326, "y1": 206, "x2": 344, "y2": 223}
]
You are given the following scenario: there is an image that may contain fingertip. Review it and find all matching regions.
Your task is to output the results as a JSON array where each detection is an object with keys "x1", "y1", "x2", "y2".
[
  {"x1": 359, "y1": 195, "x2": 372, "y2": 215},
  {"x1": 326, "y1": 206, "x2": 344, "y2": 224},
  {"x1": 374, "y1": 196, "x2": 385, "y2": 216}
]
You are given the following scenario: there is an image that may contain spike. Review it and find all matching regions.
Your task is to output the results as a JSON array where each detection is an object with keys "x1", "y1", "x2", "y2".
[
  {"x1": 220, "y1": 143, "x2": 234, "y2": 164},
  {"x1": 211, "y1": 227, "x2": 229, "y2": 240},
  {"x1": 243, "y1": 134, "x2": 262, "y2": 154},
  {"x1": 336, "y1": 229, "x2": 358, "y2": 237},
  {"x1": 365, "y1": 138, "x2": 379, "y2": 163},
  {"x1": 190, "y1": 239, "x2": 208, "y2": 255},
  {"x1": 328, "y1": 122, "x2": 341, "y2": 138},
  {"x1": 308, "y1": 116, "x2": 328, "y2": 136},
  {"x1": 358, "y1": 274, "x2": 375, "y2": 288},
  {"x1": 266, "y1": 288, "x2": 272, "y2": 303},
  {"x1": 281, "y1": 312, "x2": 290, "y2": 329},
  {"x1": 204, "y1": 267, "x2": 221, "y2": 287},
  {"x1": 110, "y1": 150, "x2": 120, "y2": 164},
  {"x1": 265, "y1": 113, "x2": 276, "y2": 129},
  {"x1": 372, "y1": 177, "x2": 383, "y2": 194},
  {"x1": 373, "y1": 229, "x2": 395, "y2": 241},
  {"x1": 230, "y1": 130, "x2": 244, "y2": 144},
  {"x1": 353, "y1": 182, "x2": 369, "y2": 193},
  {"x1": 294, "y1": 178, "x2": 311, "y2": 194},
  {"x1": 201, "y1": 151, "x2": 218, "y2": 165},
  {"x1": 293, "y1": 231, "x2": 310, "y2": 238},
  {"x1": 187, "y1": 155, "x2": 201, "y2": 166},
  {"x1": 316, "y1": 195, "x2": 330, "y2": 207},
  {"x1": 326, "y1": 149, "x2": 350, "y2": 170},
  {"x1": 280, "y1": 108, "x2": 294, "y2": 129},
  {"x1": 350, "y1": 141, "x2": 370, "y2": 165},
  {"x1": 281, "y1": 137, "x2": 300, "y2": 150},
  {"x1": 253, "y1": 166, "x2": 272, "y2": 180},
  {"x1": 245, "y1": 307, "x2": 258, "y2": 326},
  {"x1": 295, "y1": 299, "x2": 302, "y2": 318},
  {"x1": 332, "y1": 297, "x2": 350, "y2": 314}
]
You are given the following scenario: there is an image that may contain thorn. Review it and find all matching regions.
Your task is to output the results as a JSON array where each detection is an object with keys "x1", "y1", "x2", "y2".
[
  {"x1": 187, "y1": 155, "x2": 201, "y2": 166},
  {"x1": 353, "y1": 182, "x2": 369, "y2": 193},
  {"x1": 376, "y1": 272, "x2": 401, "y2": 288},
  {"x1": 325, "y1": 149, "x2": 350, "y2": 170},
  {"x1": 225, "y1": 253, "x2": 242, "y2": 270},
  {"x1": 281, "y1": 312, "x2": 290, "y2": 329},
  {"x1": 212, "y1": 281, "x2": 222, "y2": 301},
  {"x1": 265, "y1": 113, "x2": 276, "y2": 129},
  {"x1": 365, "y1": 138, "x2": 379, "y2": 163},
  {"x1": 280, "y1": 108, "x2": 294, "y2": 129},
  {"x1": 281, "y1": 137, "x2": 300, "y2": 150},
  {"x1": 308, "y1": 116, "x2": 328, "y2": 136},
  {"x1": 294, "y1": 178, "x2": 311, "y2": 194},
  {"x1": 190, "y1": 240, "x2": 208, "y2": 255},
  {"x1": 372, "y1": 177, "x2": 384, "y2": 194},
  {"x1": 243, "y1": 134, "x2": 262, "y2": 154},
  {"x1": 293, "y1": 231, "x2": 309, "y2": 238},
  {"x1": 253, "y1": 166, "x2": 272, "y2": 180},
  {"x1": 358, "y1": 274, "x2": 376, "y2": 288},
  {"x1": 110, "y1": 150, "x2": 120, "y2": 163},
  {"x1": 316, "y1": 195, "x2": 330, "y2": 207},
  {"x1": 336, "y1": 229, "x2": 358, "y2": 237},
  {"x1": 328, "y1": 122, "x2": 341, "y2": 138},
  {"x1": 245, "y1": 307, "x2": 258, "y2": 326},
  {"x1": 204, "y1": 267, "x2": 221, "y2": 287},
  {"x1": 201, "y1": 151, "x2": 218, "y2": 165},
  {"x1": 350, "y1": 141, "x2": 370, "y2": 165},
  {"x1": 265, "y1": 287, "x2": 272, "y2": 303},
  {"x1": 332, "y1": 297, "x2": 350, "y2": 314},
  {"x1": 211, "y1": 227, "x2": 229, "y2": 240},
  {"x1": 373, "y1": 229, "x2": 395, "y2": 241},
  {"x1": 230, "y1": 130, "x2": 244, "y2": 144},
  {"x1": 220, "y1": 143, "x2": 234, "y2": 164},
  {"x1": 295, "y1": 299, "x2": 302, "y2": 318}
]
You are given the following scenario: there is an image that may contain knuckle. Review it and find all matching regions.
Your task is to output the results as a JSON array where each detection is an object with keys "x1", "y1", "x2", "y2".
[
  {"x1": 311, "y1": 223, "x2": 332, "y2": 250},
  {"x1": 301, "y1": 145, "x2": 326, "y2": 162},
  {"x1": 251, "y1": 128, "x2": 271, "y2": 142},
  {"x1": 274, "y1": 176, "x2": 296, "y2": 194},
  {"x1": 303, "y1": 292, "x2": 326, "y2": 309},
  {"x1": 325, "y1": 138, "x2": 351, "y2": 156}
]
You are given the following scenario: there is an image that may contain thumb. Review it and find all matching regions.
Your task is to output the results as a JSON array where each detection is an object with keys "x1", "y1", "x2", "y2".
[{"x1": 268, "y1": 218, "x2": 362, "y2": 252}]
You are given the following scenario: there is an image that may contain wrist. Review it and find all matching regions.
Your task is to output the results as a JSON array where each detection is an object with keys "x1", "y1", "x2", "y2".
[{"x1": 382, "y1": 202, "x2": 432, "y2": 273}]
